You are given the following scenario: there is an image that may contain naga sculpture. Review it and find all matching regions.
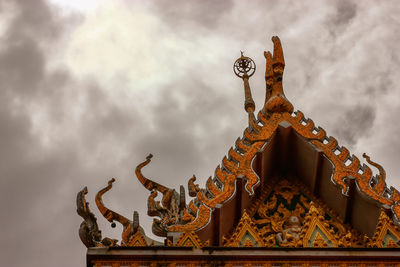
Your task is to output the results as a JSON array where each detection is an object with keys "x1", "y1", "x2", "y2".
[
  {"x1": 95, "y1": 178, "x2": 134, "y2": 244},
  {"x1": 135, "y1": 154, "x2": 192, "y2": 236},
  {"x1": 362, "y1": 153, "x2": 386, "y2": 192},
  {"x1": 77, "y1": 186, "x2": 117, "y2": 247},
  {"x1": 77, "y1": 186, "x2": 102, "y2": 247}
]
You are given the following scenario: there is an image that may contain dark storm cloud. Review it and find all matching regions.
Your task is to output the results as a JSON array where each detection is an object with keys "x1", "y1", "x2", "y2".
[
  {"x1": 335, "y1": 0, "x2": 357, "y2": 25},
  {"x1": 0, "y1": 38, "x2": 45, "y2": 94},
  {"x1": 0, "y1": 0, "x2": 57, "y2": 175},
  {"x1": 147, "y1": 0, "x2": 234, "y2": 29},
  {"x1": 0, "y1": 1, "x2": 84, "y2": 266},
  {"x1": 0, "y1": 1, "x2": 49, "y2": 97},
  {"x1": 333, "y1": 104, "x2": 376, "y2": 147},
  {"x1": 0, "y1": 1, "x2": 131, "y2": 266},
  {"x1": 132, "y1": 76, "x2": 242, "y2": 186},
  {"x1": 326, "y1": 0, "x2": 357, "y2": 37}
]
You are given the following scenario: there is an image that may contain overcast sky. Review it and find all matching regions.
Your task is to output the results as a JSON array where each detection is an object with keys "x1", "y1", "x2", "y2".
[{"x1": 1, "y1": 0, "x2": 400, "y2": 266}]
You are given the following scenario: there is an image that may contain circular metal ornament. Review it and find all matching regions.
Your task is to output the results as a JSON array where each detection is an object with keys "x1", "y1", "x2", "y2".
[{"x1": 234, "y1": 55, "x2": 256, "y2": 78}]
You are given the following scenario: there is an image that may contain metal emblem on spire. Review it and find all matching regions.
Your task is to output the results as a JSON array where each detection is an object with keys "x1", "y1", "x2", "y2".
[
  {"x1": 233, "y1": 51, "x2": 256, "y2": 79},
  {"x1": 234, "y1": 52, "x2": 256, "y2": 129}
]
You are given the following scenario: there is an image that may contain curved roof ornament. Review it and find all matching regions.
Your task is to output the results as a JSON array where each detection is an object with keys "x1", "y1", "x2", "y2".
[
  {"x1": 135, "y1": 154, "x2": 190, "y2": 237},
  {"x1": 262, "y1": 36, "x2": 293, "y2": 114},
  {"x1": 95, "y1": 178, "x2": 134, "y2": 244}
]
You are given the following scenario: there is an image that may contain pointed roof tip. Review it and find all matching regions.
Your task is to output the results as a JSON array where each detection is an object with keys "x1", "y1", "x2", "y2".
[
  {"x1": 271, "y1": 35, "x2": 285, "y2": 66},
  {"x1": 271, "y1": 35, "x2": 280, "y2": 42},
  {"x1": 264, "y1": 51, "x2": 273, "y2": 78},
  {"x1": 263, "y1": 36, "x2": 293, "y2": 114},
  {"x1": 263, "y1": 50, "x2": 271, "y2": 59}
]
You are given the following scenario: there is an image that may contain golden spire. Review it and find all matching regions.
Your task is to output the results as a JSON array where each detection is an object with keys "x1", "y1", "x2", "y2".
[
  {"x1": 263, "y1": 36, "x2": 293, "y2": 114},
  {"x1": 233, "y1": 51, "x2": 256, "y2": 128}
]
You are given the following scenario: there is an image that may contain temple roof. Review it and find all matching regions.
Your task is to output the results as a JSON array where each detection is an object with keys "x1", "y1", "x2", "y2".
[{"x1": 77, "y1": 36, "x2": 400, "y2": 250}]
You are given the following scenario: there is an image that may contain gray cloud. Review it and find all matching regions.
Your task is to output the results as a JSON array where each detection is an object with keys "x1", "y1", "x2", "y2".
[
  {"x1": 333, "y1": 104, "x2": 376, "y2": 147},
  {"x1": 325, "y1": 0, "x2": 358, "y2": 37},
  {"x1": 147, "y1": 0, "x2": 234, "y2": 30}
]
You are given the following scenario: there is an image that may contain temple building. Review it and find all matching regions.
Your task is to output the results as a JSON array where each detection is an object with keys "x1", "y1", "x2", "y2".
[{"x1": 77, "y1": 36, "x2": 400, "y2": 267}]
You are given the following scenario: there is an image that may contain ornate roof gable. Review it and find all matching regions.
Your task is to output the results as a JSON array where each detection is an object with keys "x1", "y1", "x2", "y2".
[{"x1": 76, "y1": 36, "x2": 400, "y2": 249}]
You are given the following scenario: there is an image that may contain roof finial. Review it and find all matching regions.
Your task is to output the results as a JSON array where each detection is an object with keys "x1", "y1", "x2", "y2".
[
  {"x1": 233, "y1": 51, "x2": 256, "y2": 128},
  {"x1": 262, "y1": 36, "x2": 293, "y2": 114}
]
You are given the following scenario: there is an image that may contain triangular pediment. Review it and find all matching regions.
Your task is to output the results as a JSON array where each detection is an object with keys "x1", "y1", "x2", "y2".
[
  {"x1": 301, "y1": 202, "x2": 339, "y2": 247},
  {"x1": 370, "y1": 211, "x2": 400, "y2": 248},
  {"x1": 218, "y1": 177, "x2": 400, "y2": 248},
  {"x1": 218, "y1": 178, "x2": 370, "y2": 248},
  {"x1": 126, "y1": 230, "x2": 148, "y2": 247},
  {"x1": 223, "y1": 211, "x2": 268, "y2": 247},
  {"x1": 172, "y1": 231, "x2": 209, "y2": 249}
]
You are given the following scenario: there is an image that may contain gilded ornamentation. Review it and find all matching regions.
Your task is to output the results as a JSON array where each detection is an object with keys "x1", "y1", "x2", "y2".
[
  {"x1": 249, "y1": 178, "x2": 355, "y2": 248},
  {"x1": 249, "y1": 179, "x2": 367, "y2": 248},
  {"x1": 168, "y1": 204, "x2": 211, "y2": 232},
  {"x1": 170, "y1": 54, "x2": 398, "y2": 233},
  {"x1": 95, "y1": 178, "x2": 133, "y2": 244},
  {"x1": 174, "y1": 231, "x2": 208, "y2": 249},
  {"x1": 262, "y1": 36, "x2": 293, "y2": 114},
  {"x1": 255, "y1": 179, "x2": 310, "y2": 225},
  {"x1": 338, "y1": 231, "x2": 363, "y2": 248},
  {"x1": 276, "y1": 215, "x2": 302, "y2": 247},
  {"x1": 312, "y1": 232, "x2": 329, "y2": 248},
  {"x1": 135, "y1": 154, "x2": 193, "y2": 236},
  {"x1": 171, "y1": 100, "x2": 399, "y2": 233},
  {"x1": 223, "y1": 211, "x2": 267, "y2": 247},
  {"x1": 77, "y1": 186, "x2": 103, "y2": 247},
  {"x1": 301, "y1": 202, "x2": 338, "y2": 247},
  {"x1": 77, "y1": 186, "x2": 118, "y2": 248},
  {"x1": 126, "y1": 231, "x2": 147, "y2": 247},
  {"x1": 370, "y1": 210, "x2": 400, "y2": 248}
]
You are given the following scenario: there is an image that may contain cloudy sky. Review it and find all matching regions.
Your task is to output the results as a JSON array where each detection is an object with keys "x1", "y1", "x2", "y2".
[{"x1": 1, "y1": 0, "x2": 400, "y2": 266}]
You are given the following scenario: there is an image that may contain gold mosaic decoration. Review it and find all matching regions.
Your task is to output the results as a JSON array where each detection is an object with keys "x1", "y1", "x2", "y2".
[
  {"x1": 370, "y1": 210, "x2": 400, "y2": 248},
  {"x1": 172, "y1": 231, "x2": 209, "y2": 249},
  {"x1": 301, "y1": 202, "x2": 339, "y2": 247},
  {"x1": 153, "y1": 179, "x2": 400, "y2": 249},
  {"x1": 125, "y1": 231, "x2": 148, "y2": 247},
  {"x1": 221, "y1": 179, "x2": 367, "y2": 248},
  {"x1": 222, "y1": 211, "x2": 268, "y2": 247}
]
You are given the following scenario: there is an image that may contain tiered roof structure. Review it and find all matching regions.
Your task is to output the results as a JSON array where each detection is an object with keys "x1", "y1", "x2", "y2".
[{"x1": 77, "y1": 36, "x2": 400, "y2": 267}]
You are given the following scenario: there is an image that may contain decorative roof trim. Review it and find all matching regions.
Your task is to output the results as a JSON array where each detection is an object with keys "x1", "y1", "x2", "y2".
[{"x1": 167, "y1": 108, "x2": 399, "y2": 233}]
